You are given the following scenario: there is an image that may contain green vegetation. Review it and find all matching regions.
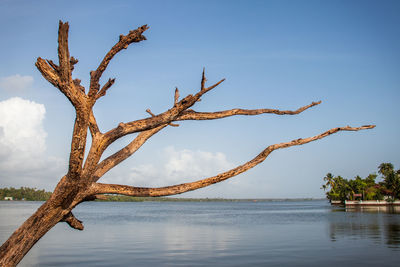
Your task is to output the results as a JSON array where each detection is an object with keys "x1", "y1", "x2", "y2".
[
  {"x1": 322, "y1": 163, "x2": 400, "y2": 202},
  {"x1": 95, "y1": 195, "x2": 316, "y2": 202},
  {"x1": 93, "y1": 195, "x2": 246, "y2": 202},
  {"x1": 0, "y1": 187, "x2": 52, "y2": 201},
  {"x1": 0, "y1": 187, "x2": 318, "y2": 202}
]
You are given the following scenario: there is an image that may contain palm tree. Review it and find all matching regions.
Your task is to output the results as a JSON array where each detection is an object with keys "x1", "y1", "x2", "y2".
[
  {"x1": 323, "y1": 173, "x2": 335, "y2": 189},
  {"x1": 379, "y1": 163, "x2": 394, "y2": 177},
  {"x1": 378, "y1": 163, "x2": 400, "y2": 200}
]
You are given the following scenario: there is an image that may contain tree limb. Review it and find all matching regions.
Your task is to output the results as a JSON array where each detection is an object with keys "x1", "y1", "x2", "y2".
[
  {"x1": 35, "y1": 58, "x2": 61, "y2": 89},
  {"x1": 57, "y1": 21, "x2": 72, "y2": 83},
  {"x1": 36, "y1": 21, "x2": 86, "y2": 107},
  {"x1": 92, "y1": 125, "x2": 167, "y2": 182},
  {"x1": 89, "y1": 25, "x2": 149, "y2": 99},
  {"x1": 201, "y1": 68, "x2": 206, "y2": 90},
  {"x1": 36, "y1": 22, "x2": 90, "y2": 180},
  {"x1": 147, "y1": 109, "x2": 179, "y2": 127},
  {"x1": 102, "y1": 72, "x2": 225, "y2": 146},
  {"x1": 174, "y1": 87, "x2": 180, "y2": 106},
  {"x1": 62, "y1": 212, "x2": 84, "y2": 230},
  {"x1": 89, "y1": 110, "x2": 100, "y2": 137},
  {"x1": 46, "y1": 59, "x2": 60, "y2": 72},
  {"x1": 89, "y1": 125, "x2": 375, "y2": 197},
  {"x1": 96, "y1": 78, "x2": 116, "y2": 100},
  {"x1": 57, "y1": 21, "x2": 86, "y2": 107},
  {"x1": 177, "y1": 101, "x2": 322, "y2": 121},
  {"x1": 68, "y1": 113, "x2": 90, "y2": 179}
]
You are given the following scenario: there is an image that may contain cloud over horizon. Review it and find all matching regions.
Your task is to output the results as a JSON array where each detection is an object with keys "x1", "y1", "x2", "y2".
[
  {"x1": 101, "y1": 146, "x2": 236, "y2": 189},
  {"x1": 0, "y1": 97, "x2": 65, "y2": 190}
]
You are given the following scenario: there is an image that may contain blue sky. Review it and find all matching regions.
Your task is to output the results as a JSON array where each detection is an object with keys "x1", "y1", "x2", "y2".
[{"x1": 0, "y1": 0, "x2": 399, "y2": 198}]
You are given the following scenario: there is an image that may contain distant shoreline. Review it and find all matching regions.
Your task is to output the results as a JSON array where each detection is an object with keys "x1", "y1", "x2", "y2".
[
  {"x1": 1, "y1": 197, "x2": 324, "y2": 203},
  {"x1": 1, "y1": 186, "x2": 325, "y2": 202}
]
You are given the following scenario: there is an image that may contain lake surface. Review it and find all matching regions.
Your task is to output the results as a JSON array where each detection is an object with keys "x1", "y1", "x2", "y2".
[{"x1": 1, "y1": 200, "x2": 399, "y2": 266}]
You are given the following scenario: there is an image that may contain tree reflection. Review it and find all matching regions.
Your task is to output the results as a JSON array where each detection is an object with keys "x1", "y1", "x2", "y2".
[{"x1": 329, "y1": 208, "x2": 400, "y2": 248}]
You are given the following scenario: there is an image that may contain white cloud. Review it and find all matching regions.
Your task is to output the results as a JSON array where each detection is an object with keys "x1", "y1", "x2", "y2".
[
  {"x1": 0, "y1": 97, "x2": 65, "y2": 189},
  {"x1": 102, "y1": 146, "x2": 236, "y2": 188},
  {"x1": 0, "y1": 74, "x2": 33, "y2": 91}
]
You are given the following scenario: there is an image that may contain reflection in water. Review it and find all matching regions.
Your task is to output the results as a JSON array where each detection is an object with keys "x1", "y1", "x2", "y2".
[
  {"x1": 161, "y1": 223, "x2": 238, "y2": 254},
  {"x1": 329, "y1": 206, "x2": 400, "y2": 249},
  {"x1": 2, "y1": 201, "x2": 400, "y2": 266},
  {"x1": 346, "y1": 206, "x2": 400, "y2": 214},
  {"x1": 386, "y1": 224, "x2": 400, "y2": 247}
]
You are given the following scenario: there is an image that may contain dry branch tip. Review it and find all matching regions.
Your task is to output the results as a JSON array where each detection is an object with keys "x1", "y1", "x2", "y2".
[
  {"x1": 201, "y1": 68, "x2": 207, "y2": 90},
  {"x1": 146, "y1": 109, "x2": 156, "y2": 117},
  {"x1": 174, "y1": 87, "x2": 180, "y2": 106}
]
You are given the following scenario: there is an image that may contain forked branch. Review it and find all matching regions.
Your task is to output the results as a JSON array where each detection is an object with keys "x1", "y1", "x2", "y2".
[
  {"x1": 35, "y1": 21, "x2": 86, "y2": 107},
  {"x1": 89, "y1": 125, "x2": 375, "y2": 198},
  {"x1": 96, "y1": 78, "x2": 116, "y2": 100},
  {"x1": 101, "y1": 72, "x2": 225, "y2": 146},
  {"x1": 89, "y1": 25, "x2": 149, "y2": 99},
  {"x1": 101, "y1": 71, "x2": 318, "y2": 148},
  {"x1": 92, "y1": 125, "x2": 167, "y2": 182}
]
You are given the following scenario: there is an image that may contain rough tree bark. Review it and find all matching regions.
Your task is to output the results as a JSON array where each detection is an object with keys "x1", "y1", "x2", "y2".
[{"x1": 0, "y1": 21, "x2": 375, "y2": 266}]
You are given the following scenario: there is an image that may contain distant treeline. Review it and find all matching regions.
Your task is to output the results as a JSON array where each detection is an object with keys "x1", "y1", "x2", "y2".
[
  {"x1": 0, "y1": 187, "x2": 316, "y2": 202},
  {"x1": 95, "y1": 195, "x2": 316, "y2": 202},
  {"x1": 0, "y1": 187, "x2": 52, "y2": 201}
]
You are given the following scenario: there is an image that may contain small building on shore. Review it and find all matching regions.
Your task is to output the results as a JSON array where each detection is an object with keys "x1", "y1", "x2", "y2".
[{"x1": 4, "y1": 197, "x2": 13, "y2": 201}]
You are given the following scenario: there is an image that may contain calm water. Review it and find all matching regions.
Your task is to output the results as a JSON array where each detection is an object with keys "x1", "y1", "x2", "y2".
[{"x1": 1, "y1": 200, "x2": 399, "y2": 266}]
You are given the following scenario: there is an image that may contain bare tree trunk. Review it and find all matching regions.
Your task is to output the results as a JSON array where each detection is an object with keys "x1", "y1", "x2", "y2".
[
  {"x1": 0, "y1": 21, "x2": 375, "y2": 266},
  {"x1": 0, "y1": 202, "x2": 64, "y2": 266},
  {"x1": 0, "y1": 177, "x2": 86, "y2": 266}
]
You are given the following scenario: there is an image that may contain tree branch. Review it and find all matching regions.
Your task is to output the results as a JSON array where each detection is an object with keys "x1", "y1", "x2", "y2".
[
  {"x1": 36, "y1": 21, "x2": 86, "y2": 107},
  {"x1": 36, "y1": 22, "x2": 90, "y2": 180},
  {"x1": 92, "y1": 125, "x2": 167, "y2": 182},
  {"x1": 96, "y1": 78, "x2": 115, "y2": 100},
  {"x1": 35, "y1": 58, "x2": 61, "y2": 89},
  {"x1": 174, "y1": 87, "x2": 180, "y2": 106},
  {"x1": 46, "y1": 59, "x2": 60, "y2": 72},
  {"x1": 147, "y1": 109, "x2": 179, "y2": 127},
  {"x1": 82, "y1": 194, "x2": 108, "y2": 202},
  {"x1": 57, "y1": 21, "x2": 71, "y2": 83},
  {"x1": 89, "y1": 25, "x2": 149, "y2": 99},
  {"x1": 62, "y1": 212, "x2": 83, "y2": 230},
  {"x1": 102, "y1": 72, "x2": 225, "y2": 146},
  {"x1": 177, "y1": 101, "x2": 322, "y2": 121},
  {"x1": 68, "y1": 113, "x2": 91, "y2": 179},
  {"x1": 89, "y1": 110, "x2": 100, "y2": 137},
  {"x1": 89, "y1": 125, "x2": 375, "y2": 197},
  {"x1": 57, "y1": 21, "x2": 85, "y2": 106},
  {"x1": 200, "y1": 78, "x2": 225, "y2": 95},
  {"x1": 201, "y1": 68, "x2": 206, "y2": 90}
]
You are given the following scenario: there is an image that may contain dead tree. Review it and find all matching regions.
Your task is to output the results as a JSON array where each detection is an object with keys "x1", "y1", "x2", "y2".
[{"x1": 0, "y1": 21, "x2": 375, "y2": 266}]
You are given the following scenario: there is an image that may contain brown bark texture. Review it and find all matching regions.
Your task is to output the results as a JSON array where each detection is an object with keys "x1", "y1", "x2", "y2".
[{"x1": 0, "y1": 21, "x2": 375, "y2": 266}]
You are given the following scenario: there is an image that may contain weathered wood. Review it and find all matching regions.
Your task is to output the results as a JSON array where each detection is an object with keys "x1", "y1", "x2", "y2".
[
  {"x1": 62, "y1": 212, "x2": 84, "y2": 230},
  {"x1": 0, "y1": 202, "x2": 64, "y2": 267},
  {"x1": 93, "y1": 125, "x2": 167, "y2": 181},
  {"x1": 96, "y1": 78, "x2": 115, "y2": 100},
  {"x1": 88, "y1": 125, "x2": 375, "y2": 197},
  {"x1": 177, "y1": 101, "x2": 322, "y2": 121},
  {"x1": 0, "y1": 20, "x2": 375, "y2": 267},
  {"x1": 89, "y1": 25, "x2": 148, "y2": 99}
]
